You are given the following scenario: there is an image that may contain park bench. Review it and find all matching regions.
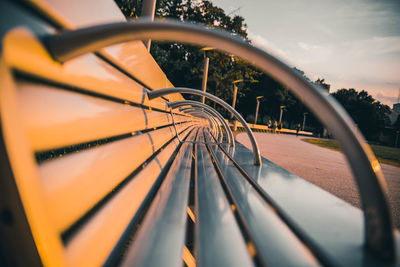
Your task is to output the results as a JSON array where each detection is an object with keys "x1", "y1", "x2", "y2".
[{"x1": 0, "y1": 0, "x2": 399, "y2": 266}]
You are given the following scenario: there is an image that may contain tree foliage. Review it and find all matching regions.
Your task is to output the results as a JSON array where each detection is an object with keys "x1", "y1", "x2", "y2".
[
  {"x1": 116, "y1": 0, "x2": 261, "y2": 115},
  {"x1": 331, "y1": 89, "x2": 391, "y2": 140},
  {"x1": 115, "y1": 0, "x2": 391, "y2": 141},
  {"x1": 149, "y1": 0, "x2": 256, "y2": 114}
]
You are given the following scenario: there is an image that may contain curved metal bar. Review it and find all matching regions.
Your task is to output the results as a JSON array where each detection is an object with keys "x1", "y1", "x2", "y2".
[
  {"x1": 168, "y1": 108, "x2": 182, "y2": 143},
  {"x1": 168, "y1": 99, "x2": 234, "y2": 146},
  {"x1": 184, "y1": 110, "x2": 219, "y2": 138},
  {"x1": 178, "y1": 106, "x2": 232, "y2": 146},
  {"x1": 185, "y1": 110, "x2": 219, "y2": 137},
  {"x1": 201, "y1": 112, "x2": 220, "y2": 141},
  {"x1": 184, "y1": 111, "x2": 215, "y2": 133},
  {"x1": 45, "y1": 20, "x2": 395, "y2": 259},
  {"x1": 188, "y1": 111, "x2": 217, "y2": 136},
  {"x1": 179, "y1": 107, "x2": 226, "y2": 141},
  {"x1": 180, "y1": 107, "x2": 225, "y2": 143},
  {"x1": 184, "y1": 110, "x2": 221, "y2": 142},
  {"x1": 191, "y1": 112, "x2": 211, "y2": 130},
  {"x1": 184, "y1": 107, "x2": 236, "y2": 157},
  {"x1": 45, "y1": 22, "x2": 260, "y2": 166},
  {"x1": 150, "y1": 87, "x2": 261, "y2": 165}
]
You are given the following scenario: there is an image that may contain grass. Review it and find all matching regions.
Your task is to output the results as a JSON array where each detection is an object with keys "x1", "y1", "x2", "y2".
[{"x1": 302, "y1": 138, "x2": 400, "y2": 167}]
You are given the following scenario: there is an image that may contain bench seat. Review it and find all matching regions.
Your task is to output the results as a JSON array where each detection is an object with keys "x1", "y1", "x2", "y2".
[{"x1": 1, "y1": 1, "x2": 399, "y2": 266}]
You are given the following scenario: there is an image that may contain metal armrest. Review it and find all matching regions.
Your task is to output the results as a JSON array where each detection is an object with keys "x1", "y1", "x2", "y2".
[{"x1": 44, "y1": 19, "x2": 396, "y2": 261}]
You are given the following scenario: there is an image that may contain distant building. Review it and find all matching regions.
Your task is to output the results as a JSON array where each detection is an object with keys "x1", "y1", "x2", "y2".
[
  {"x1": 389, "y1": 103, "x2": 400, "y2": 125},
  {"x1": 379, "y1": 103, "x2": 399, "y2": 146},
  {"x1": 394, "y1": 103, "x2": 400, "y2": 113}
]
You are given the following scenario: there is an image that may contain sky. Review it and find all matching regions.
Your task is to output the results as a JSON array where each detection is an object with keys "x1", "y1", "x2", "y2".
[{"x1": 211, "y1": 0, "x2": 400, "y2": 108}]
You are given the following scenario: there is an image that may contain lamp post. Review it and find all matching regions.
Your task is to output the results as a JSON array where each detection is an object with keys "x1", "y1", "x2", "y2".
[
  {"x1": 279, "y1": 105, "x2": 285, "y2": 124},
  {"x1": 302, "y1": 112, "x2": 308, "y2": 131},
  {"x1": 254, "y1": 96, "x2": 264, "y2": 125},
  {"x1": 231, "y1": 79, "x2": 258, "y2": 119},
  {"x1": 231, "y1": 79, "x2": 243, "y2": 119},
  {"x1": 140, "y1": 0, "x2": 157, "y2": 51},
  {"x1": 200, "y1": 47, "x2": 215, "y2": 103},
  {"x1": 232, "y1": 79, "x2": 243, "y2": 110}
]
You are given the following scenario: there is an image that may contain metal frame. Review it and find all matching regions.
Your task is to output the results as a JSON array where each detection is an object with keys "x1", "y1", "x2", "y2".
[
  {"x1": 179, "y1": 108, "x2": 223, "y2": 143},
  {"x1": 183, "y1": 111, "x2": 226, "y2": 145},
  {"x1": 171, "y1": 108, "x2": 223, "y2": 143},
  {"x1": 169, "y1": 109, "x2": 217, "y2": 143},
  {"x1": 167, "y1": 100, "x2": 234, "y2": 146},
  {"x1": 179, "y1": 107, "x2": 224, "y2": 143},
  {"x1": 148, "y1": 88, "x2": 261, "y2": 165},
  {"x1": 44, "y1": 19, "x2": 396, "y2": 260},
  {"x1": 140, "y1": 0, "x2": 157, "y2": 50},
  {"x1": 182, "y1": 110, "x2": 221, "y2": 140}
]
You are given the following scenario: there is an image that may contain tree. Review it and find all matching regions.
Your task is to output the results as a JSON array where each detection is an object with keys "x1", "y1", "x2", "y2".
[
  {"x1": 149, "y1": 0, "x2": 255, "y2": 105},
  {"x1": 331, "y1": 89, "x2": 391, "y2": 141},
  {"x1": 313, "y1": 78, "x2": 330, "y2": 92},
  {"x1": 114, "y1": 1, "x2": 328, "y2": 131},
  {"x1": 115, "y1": 0, "x2": 141, "y2": 18},
  {"x1": 115, "y1": 0, "x2": 258, "y2": 111}
]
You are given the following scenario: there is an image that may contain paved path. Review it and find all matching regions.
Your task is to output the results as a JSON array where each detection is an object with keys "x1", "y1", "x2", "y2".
[{"x1": 236, "y1": 132, "x2": 400, "y2": 228}]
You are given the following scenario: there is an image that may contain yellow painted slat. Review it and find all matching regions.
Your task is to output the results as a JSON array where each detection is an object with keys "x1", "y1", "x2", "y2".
[
  {"x1": 187, "y1": 207, "x2": 196, "y2": 222},
  {"x1": 65, "y1": 128, "x2": 194, "y2": 267},
  {"x1": 65, "y1": 139, "x2": 179, "y2": 267},
  {"x1": 18, "y1": 83, "x2": 174, "y2": 151},
  {"x1": 0, "y1": 57, "x2": 66, "y2": 266},
  {"x1": 28, "y1": 0, "x2": 180, "y2": 92},
  {"x1": 39, "y1": 126, "x2": 182, "y2": 232},
  {"x1": 4, "y1": 29, "x2": 167, "y2": 110},
  {"x1": 183, "y1": 246, "x2": 196, "y2": 267},
  {"x1": 145, "y1": 110, "x2": 172, "y2": 130}
]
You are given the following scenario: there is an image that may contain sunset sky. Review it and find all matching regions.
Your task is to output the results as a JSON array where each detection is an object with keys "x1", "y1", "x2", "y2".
[{"x1": 211, "y1": 0, "x2": 400, "y2": 107}]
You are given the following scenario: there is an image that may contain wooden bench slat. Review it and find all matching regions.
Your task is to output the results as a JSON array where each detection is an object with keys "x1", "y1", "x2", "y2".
[
  {"x1": 39, "y1": 125, "x2": 187, "y2": 232},
  {"x1": 5, "y1": 28, "x2": 168, "y2": 108},
  {"x1": 195, "y1": 141, "x2": 254, "y2": 267},
  {"x1": 208, "y1": 143, "x2": 320, "y2": 266},
  {"x1": 171, "y1": 114, "x2": 187, "y2": 124},
  {"x1": 18, "y1": 83, "x2": 174, "y2": 151},
  {"x1": 120, "y1": 133, "x2": 196, "y2": 267},
  {"x1": 26, "y1": 0, "x2": 178, "y2": 92},
  {"x1": 176, "y1": 122, "x2": 195, "y2": 133},
  {"x1": 64, "y1": 129, "x2": 194, "y2": 267}
]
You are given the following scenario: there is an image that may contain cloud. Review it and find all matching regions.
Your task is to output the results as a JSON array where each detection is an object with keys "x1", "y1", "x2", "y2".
[
  {"x1": 339, "y1": 36, "x2": 400, "y2": 57},
  {"x1": 375, "y1": 92, "x2": 399, "y2": 106},
  {"x1": 247, "y1": 31, "x2": 292, "y2": 64},
  {"x1": 298, "y1": 42, "x2": 319, "y2": 51},
  {"x1": 373, "y1": 37, "x2": 400, "y2": 55},
  {"x1": 291, "y1": 41, "x2": 334, "y2": 66}
]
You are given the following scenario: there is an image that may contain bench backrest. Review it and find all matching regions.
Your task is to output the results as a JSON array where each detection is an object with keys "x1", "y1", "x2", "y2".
[
  {"x1": 2, "y1": 1, "x2": 399, "y2": 266},
  {"x1": 0, "y1": 1, "x2": 208, "y2": 266}
]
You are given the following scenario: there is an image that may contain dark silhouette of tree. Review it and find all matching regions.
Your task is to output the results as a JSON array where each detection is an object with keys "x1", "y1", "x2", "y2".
[
  {"x1": 313, "y1": 78, "x2": 330, "y2": 92},
  {"x1": 115, "y1": 0, "x2": 391, "y2": 140},
  {"x1": 331, "y1": 89, "x2": 391, "y2": 141},
  {"x1": 149, "y1": 0, "x2": 254, "y2": 104},
  {"x1": 115, "y1": 0, "x2": 141, "y2": 18},
  {"x1": 115, "y1": 0, "x2": 261, "y2": 116}
]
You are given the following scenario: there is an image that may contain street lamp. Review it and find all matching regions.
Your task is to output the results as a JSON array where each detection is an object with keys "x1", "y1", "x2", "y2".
[
  {"x1": 279, "y1": 105, "x2": 285, "y2": 124},
  {"x1": 254, "y1": 96, "x2": 264, "y2": 125},
  {"x1": 200, "y1": 47, "x2": 215, "y2": 103},
  {"x1": 302, "y1": 112, "x2": 308, "y2": 131},
  {"x1": 231, "y1": 79, "x2": 243, "y2": 119},
  {"x1": 231, "y1": 79, "x2": 258, "y2": 119},
  {"x1": 140, "y1": 0, "x2": 157, "y2": 51},
  {"x1": 232, "y1": 79, "x2": 243, "y2": 110}
]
